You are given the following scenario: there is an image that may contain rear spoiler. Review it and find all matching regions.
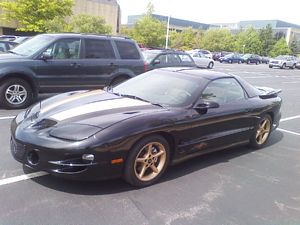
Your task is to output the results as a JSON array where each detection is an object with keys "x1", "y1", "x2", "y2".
[{"x1": 256, "y1": 86, "x2": 282, "y2": 99}]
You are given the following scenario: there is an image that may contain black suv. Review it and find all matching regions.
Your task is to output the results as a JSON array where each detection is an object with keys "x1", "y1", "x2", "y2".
[
  {"x1": 242, "y1": 54, "x2": 261, "y2": 64},
  {"x1": 0, "y1": 33, "x2": 145, "y2": 109},
  {"x1": 142, "y1": 49, "x2": 196, "y2": 71}
]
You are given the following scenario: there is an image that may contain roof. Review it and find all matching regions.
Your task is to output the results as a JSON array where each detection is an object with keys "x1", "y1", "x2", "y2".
[
  {"x1": 39, "y1": 33, "x2": 132, "y2": 40},
  {"x1": 159, "y1": 68, "x2": 233, "y2": 80},
  {"x1": 128, "y1": 14, "x2": 216, "y2": 30},
  {"x1": 238, "y1": 20, "x2": 300, "y2": 29},
  {"x1": 143, "y1": 49, "x2": 187, "y2": 54}
]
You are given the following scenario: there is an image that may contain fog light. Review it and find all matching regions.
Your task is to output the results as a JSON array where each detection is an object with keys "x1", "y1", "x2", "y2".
[{"x1": 82, "y1": 154, "x2": 94, "y2": 161}]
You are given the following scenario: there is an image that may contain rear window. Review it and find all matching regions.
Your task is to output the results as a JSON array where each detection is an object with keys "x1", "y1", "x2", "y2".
[
  {"x1": 115, "y1": 41, "x2": 140, "y2": 60},
  {"x1": 84, "y1": 39, "x2": 115, "y2": 59}
]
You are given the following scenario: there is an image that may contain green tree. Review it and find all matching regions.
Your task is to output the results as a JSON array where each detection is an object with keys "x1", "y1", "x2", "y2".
[
  {"x1": 0, "y1": 0, "x2": 73, "y2": 32},
  {"x1": 269, "y1": 38, "x2": 292, "y2": 57},
  {"x1": 70, "y1": 14, "x2": 112, "y2": 34},
  {"x1": 170, "y1": 27, "x2": 199, "y2": 50},
  {"x1": 259, "y1": 24, "x2": 275, "y2": 56},
  {"x1": 131, "y1": 12, "x2": 165, "y2": 47},
  {"x1": 289, "y1": 38, "x2": 300, "y2": 55},
  {"x1": 201, "y1": 29, "x2": 234, "y2": 52},
  {"x1": 235, "y1": 27, "x2": 263, "y2": 54}
]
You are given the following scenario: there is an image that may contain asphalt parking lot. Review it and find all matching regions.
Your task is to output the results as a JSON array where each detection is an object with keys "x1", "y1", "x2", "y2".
[{"x1": 0, "y1": 63, "x2": 300, "y2": 225}]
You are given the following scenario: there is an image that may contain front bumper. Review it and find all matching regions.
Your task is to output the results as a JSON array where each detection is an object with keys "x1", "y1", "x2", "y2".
[{"x1": 10, "y1": 119, "x2": 124, "y2": 181}]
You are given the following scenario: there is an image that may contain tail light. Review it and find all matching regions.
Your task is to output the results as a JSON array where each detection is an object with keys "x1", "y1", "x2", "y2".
[{"x1": 144, "y1": 62, "x2": 148, "y2": 72}]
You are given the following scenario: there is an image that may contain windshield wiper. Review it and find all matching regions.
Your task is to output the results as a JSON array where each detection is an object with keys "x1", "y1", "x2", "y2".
[{"x1": 113, "y1": 93, "x2": 164, "y2": 108}]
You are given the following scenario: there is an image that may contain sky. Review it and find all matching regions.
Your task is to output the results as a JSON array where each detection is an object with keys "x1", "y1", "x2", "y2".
[{"x1": 117, "y1": 0, "x2": 300, "y2": 25}]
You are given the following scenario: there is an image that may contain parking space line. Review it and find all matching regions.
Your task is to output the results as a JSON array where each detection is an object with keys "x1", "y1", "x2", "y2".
[
  {"x1": 280, "y1": 115, "x2": 300, "y2": 122},
  {"x1": 277, "y1": 128, "x2": 300, "y2": 136},
  {"x1": 0, "y1": 116, "x2": 15, "y2": 120},
  {"x1": 0, "y1": 171, "x2": 48, "y2": 186}
]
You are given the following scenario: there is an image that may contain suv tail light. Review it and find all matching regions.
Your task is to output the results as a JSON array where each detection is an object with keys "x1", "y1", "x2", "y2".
[{"x1": 144, "y1": 62, "x2": 148, "y2": 72}]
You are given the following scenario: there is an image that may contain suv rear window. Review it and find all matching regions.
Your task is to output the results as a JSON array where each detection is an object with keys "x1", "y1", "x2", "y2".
[
  {"x1": 84, "y1": 39, "x2": 115, "y2": 59},
  {"x1": 115, "y1": 41, "x2": 140, "y2": 60}
]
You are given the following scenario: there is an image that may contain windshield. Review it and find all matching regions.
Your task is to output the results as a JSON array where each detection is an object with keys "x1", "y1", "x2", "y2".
[
  {"x1": 112, "y1": 70, "x2": 203, "y2": 107},
  {"x1": 275, "y1": 55, "x2": 287, "y2": 60},
  {"x1": 11, "y1": 35, "x2": 56, "y2": 57},
  {"x1": 142, "y1": 51, "x2": 159, "y2": 63}
]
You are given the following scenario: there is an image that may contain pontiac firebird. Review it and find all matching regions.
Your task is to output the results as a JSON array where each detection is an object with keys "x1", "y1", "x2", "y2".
[{"x1": 11, "y1": 68, "x2": 282, "y2": 187}]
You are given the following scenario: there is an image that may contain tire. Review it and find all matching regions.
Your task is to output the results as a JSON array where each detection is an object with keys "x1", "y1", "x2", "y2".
[
  {"x1": 280, "y1": 63, "x2": 286, "y2": 69},
  {"x1": 110, "y1": 76, "x2": 129, "y2": 87},
  {"x1": 207, "y1": 62, "x2": 214, "y2": 69},
  {"x1": 249, "y1": 114, "x2": 272, "y2": 149},
  {"x1": 0, "y1": 78, "x2": 33, "y2": 109},
  {"x1": 247, "y1": 60, "x2": 250, "y2": 64},
  {"x1": 291, "y1": 64, "x2": 296, "y2": 69},
  {"x1": 123, "y1": 135, "x2": 170, "y2": 187},
  {"x1": 238, "y1": 60, "x2": 242, "y2": 64},
  {"x1": 228, "y1": 60, "x2": 232, "y2": 64},
  {"x1": 269, "y1": 65, "x2": 273, "y2": 68},
  {"x1": 256, "y1": 61, "x2": 259, "y2": 65}
]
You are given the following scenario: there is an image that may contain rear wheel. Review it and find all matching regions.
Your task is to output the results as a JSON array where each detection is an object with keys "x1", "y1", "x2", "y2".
[
  {"x1": 0, "y1": 78, "x2": 33, "y2": 109},
  {"x1": 249, "y1": 114, "x2": 272, "y2": 149},
  {"x1": 280, "y1": 63, "x2": 286, "y2": 69},
  {"x1": 207, "y1": 62, "x2": 214, "y2": 69},
  {"x1": 124, "y1": 135, "x2": 170, "y2": 187}
]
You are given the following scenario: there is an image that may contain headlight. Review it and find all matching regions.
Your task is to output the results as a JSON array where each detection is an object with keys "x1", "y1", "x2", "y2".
[{"x1": 49, "y1": 124, "x2": 102, "y2": 141}]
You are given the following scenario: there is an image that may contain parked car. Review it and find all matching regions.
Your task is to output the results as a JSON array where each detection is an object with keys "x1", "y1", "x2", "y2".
[
  {"x1": 187, "y1": 50, "x2": 214, "y2": 69},
  {"x1": 219, "y1": 53, "x2": 243, "y2": 64},
  {"x1": 0, "y1": 40, "x2": 18, "y2": 52},
  {"x1": 261, "y1": 56, "x2": 270, "y2": 64},
  {"x1": 0, "y1": 35, "x2": 31, "y2": 44},
  {"x1": 11, "y1": 68, "x2": 282, "y2": 187},
  {"x1": 269, "y1": 55, "x2": 297, "y2": 69},
  {"x1": 0, "y1": 33, "x2": 145, "y2": 109},
  {"x1": 212, "y1": 51, "x2": 231, "y2": 61},
  {"x1": 242, "y1": 54, "x2": 261, "y2": 64},
  {"x1": 193, "y1": 49, "x2": 213, "y2": 59},
  {"x1": 296, "y1": 59, "x2": 300, "y2": 69},
  {"x1": 142, "y1": 49, "x2": 196, "y2": 71}
]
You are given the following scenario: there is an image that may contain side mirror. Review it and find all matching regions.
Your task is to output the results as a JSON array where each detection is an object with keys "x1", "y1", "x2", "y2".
[
  {"x1": 153, "y1": 59, "x2": 160, "y2": 65},
  {"x1": 194, "y1": 101, "x2": 219, "y2": 114},
  {"x1": 40, "y1": 52, "x2": 53, "y2": 61}
]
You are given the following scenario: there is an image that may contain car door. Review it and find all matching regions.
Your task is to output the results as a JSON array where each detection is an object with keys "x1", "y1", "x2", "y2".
[
  {"x1": 180, "y1": 78, "x2": 256, "y2": 155},
  {"x1": 80, "y1": 38, "x2": 117, "y2": 87},
  {"x1": 34, "y1": 38, "x2": 84, "y2": 92},
  {"x1": 178, "y1": 53, "x2": 195, "y2": 67}
]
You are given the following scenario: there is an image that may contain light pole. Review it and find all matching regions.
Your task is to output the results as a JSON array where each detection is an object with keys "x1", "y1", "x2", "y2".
[
  {"x1": 243, "y1": 44, "x2": 246, "y2": 54},
  {"x1": 165, "y1": 15, "x2": 170, "y2": 49}
]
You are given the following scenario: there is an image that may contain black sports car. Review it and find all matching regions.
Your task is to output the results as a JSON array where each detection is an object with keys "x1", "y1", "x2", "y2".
[{"x1": 11, "y1": 68, "x2": 282, "y2": 187}]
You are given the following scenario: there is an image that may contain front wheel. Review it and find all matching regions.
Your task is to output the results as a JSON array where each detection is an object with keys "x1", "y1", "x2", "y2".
[
  {"x1": 124, "y1": 135, "x2": 170, "y2": 187},
  {"x1": 249, "y1": 114, "x2": 272, "y2": 149},
  {"x1": 280, "y1": 63, "x2": 286, "y2": 69},
  {"x1": 0, "y1": 78, "x2": 33, "y2": 109}
]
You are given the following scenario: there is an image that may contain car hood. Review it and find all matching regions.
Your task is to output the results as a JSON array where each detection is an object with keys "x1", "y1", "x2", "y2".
[{"x1": 24, "y1": 90, "x2": 165, "y2": 130}]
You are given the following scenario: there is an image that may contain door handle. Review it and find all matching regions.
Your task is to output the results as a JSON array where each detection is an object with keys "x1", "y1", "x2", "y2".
[{"x1": 70, "y1": 63, "x2": 81, "y2": 68}]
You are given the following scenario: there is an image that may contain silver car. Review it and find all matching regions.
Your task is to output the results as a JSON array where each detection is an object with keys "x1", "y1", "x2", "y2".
[
  {"x1": 269, "y1": 55, "x2": 297, "y2": 69},
  {"x1": 187, "y1": 51, "x2": 214, "y2": 69}
]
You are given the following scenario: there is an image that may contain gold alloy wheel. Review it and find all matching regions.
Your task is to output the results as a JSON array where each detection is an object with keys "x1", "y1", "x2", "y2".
[
  {"x1": 134, "y1": 142, "x2": 167, "y2": 182},
  {"x1": 255, "y1": 118, "x2": 271, "y2": 145}
]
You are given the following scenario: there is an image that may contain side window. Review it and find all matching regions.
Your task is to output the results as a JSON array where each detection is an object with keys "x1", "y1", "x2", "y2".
[
  {"x1": 115, "y1": 41, "x2": 140, "y2": 59},
  {"x1": 167, "y1": 54, "x2": 181, "y2": 64},
  {"x1": 178, "y1": 54, "x2": 193, "y2": 62},
  {"x1": 201, "y1": 78, "x2": 246, "y2": 105},
  {"x1": 84, "y1": 39, "x2": 115, "y2": 59},
  {"x1": 157, "y1": 54, "x2": 167, "y2": 64},
  {"x1": 0, "y1": 43, "x2": 6, "y2": 52},
  {"x1": 44, "y1": 39, "x2": 81, "y2": 59}
]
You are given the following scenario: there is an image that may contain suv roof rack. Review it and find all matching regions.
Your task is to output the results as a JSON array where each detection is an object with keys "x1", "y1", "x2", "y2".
[{"x1": 79, "y1": 33, "x2": 132, "y2": 39}]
